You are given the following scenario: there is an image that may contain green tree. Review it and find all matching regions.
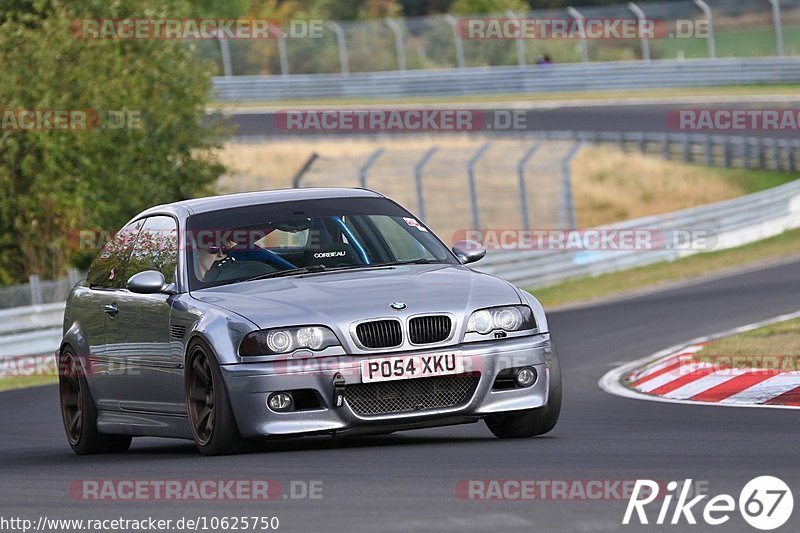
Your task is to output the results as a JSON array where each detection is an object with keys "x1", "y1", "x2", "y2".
[{"x1": 0, "y1": 0, "x2": 226, "y2": 284}]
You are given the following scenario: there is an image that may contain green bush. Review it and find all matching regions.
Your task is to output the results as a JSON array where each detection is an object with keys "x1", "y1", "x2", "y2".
[{"x1": 0, "y1": 0, "x2": 227, "y2": 284}]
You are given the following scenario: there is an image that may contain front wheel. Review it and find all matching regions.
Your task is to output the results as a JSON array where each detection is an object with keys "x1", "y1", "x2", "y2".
[
  {"x1": 185, "y1": 340, "x2": 246, "y2": 456},
  {"x1": 485, "y1": 352, "x2": 562, "y2": 439},
  {"x1": 59, "y1": 349, "x2": 132, "y2": 455}
]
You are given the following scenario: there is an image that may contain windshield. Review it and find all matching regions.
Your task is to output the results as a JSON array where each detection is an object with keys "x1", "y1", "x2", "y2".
[{"x1": 186, "y1": 196, "x2": 457, "y2": 290}]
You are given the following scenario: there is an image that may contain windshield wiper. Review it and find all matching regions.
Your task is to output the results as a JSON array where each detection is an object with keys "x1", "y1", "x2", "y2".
[
  {"x1": 244, "y1": 265, "x2": 327, "y2": 282},
  {"x1": 244, "y1": 259, "x2": 446, "y2": 283}
]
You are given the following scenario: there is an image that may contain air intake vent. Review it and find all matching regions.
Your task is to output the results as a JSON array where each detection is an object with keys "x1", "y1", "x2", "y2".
[
  {"x1": 170, "y1": 325, "x2": 186, "y2": 339},
  {"x1": 356, "y1": 320, "x2": 402, "y2": 349},
  {"x1": 409, "y1": 315, "x2": 451, "y2": 345}
]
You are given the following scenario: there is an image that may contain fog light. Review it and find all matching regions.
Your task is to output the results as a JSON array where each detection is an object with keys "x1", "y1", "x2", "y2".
[
  {"x1": 268, "y1": 392, "x2": 293, "y2": 412},
  {"x1": 515, "y1": 367, "x2": 537, "y2": 387}
]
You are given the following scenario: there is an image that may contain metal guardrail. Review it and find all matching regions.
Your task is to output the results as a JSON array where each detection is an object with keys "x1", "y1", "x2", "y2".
[
  {"x1": 0, "y1": 303, "x2": 64, "y2": 358},
  {"x1": 476, "y1": 179, "x2": 800, "y2": 289},
  {"x1": 212, "y1": 58, "x2": 800, "y2": 102}
]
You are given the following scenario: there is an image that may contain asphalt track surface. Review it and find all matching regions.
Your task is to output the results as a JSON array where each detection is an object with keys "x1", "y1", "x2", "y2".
[
  {"x1": 2, "y1": 259, "x2": 799, "y2": 533},
  {"x1": 227, "y1": 99, "x2": 800, "y2": 139}
]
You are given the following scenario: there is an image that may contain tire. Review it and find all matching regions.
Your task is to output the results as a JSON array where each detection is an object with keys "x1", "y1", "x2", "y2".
[
  {"x1": 485, "y1": 348, "x2": 562, "y2": 439},
  {"x1": 185, "y1": 339, "x2": 246, "y2": 456},
  {"x1": 58, "y1": 348, "x2": 132, "y2": 455}
]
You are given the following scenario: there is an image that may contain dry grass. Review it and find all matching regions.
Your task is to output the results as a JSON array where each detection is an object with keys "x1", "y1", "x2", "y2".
[
  {"x1": 697, "y1": 318, "x2": 800, "y2": 359},
  {"x1": 217, "y1": 138, "x2": 759, "y2": 239}
]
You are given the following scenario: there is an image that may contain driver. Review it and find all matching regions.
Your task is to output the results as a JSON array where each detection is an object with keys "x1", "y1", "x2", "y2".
[{"x1": 195, "y1": 241, "x2": 235, "y2": 282}]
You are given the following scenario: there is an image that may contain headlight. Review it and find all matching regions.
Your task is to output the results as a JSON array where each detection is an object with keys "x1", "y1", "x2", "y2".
[
  {"x1": 466, "y1": 306, "x2": 536, "y2": 334},
  {"x1": 239, "y1": 326, "x2": 340, "y2": 356}
]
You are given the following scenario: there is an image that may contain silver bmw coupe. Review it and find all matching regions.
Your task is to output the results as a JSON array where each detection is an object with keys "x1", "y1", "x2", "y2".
[{"x1": 58, "y1": 188, "x2": 561, "y2": 455}]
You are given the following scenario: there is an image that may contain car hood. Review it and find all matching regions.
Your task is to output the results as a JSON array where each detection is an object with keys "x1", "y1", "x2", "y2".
[{"x1": 191, "y1": 264, "x2": 521, "y2": 331}]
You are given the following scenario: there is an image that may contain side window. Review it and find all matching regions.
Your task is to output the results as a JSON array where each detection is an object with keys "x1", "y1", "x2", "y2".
[
  {"x1": 126, "y1": 216, "x2": 179, "y2": 285},
  {"x1": 86, "y1": 220, "x2": 143, "y2": 289}
]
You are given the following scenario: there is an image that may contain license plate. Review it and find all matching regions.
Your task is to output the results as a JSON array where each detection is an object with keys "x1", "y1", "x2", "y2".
[{"x1": 360, "y1": 353, "x2": 464, "y2": 383}]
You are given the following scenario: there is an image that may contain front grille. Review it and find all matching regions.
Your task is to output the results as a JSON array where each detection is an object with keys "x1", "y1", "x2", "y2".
[
  {"x1": 345, "y1": 374, "x2": 479, "y2": 416},
  {"x1": 356, "y1": 320, "x2": 402, "y2": 349},
  {"x1": 409, "y1": 315, "x2": 451, "y2": 344}
]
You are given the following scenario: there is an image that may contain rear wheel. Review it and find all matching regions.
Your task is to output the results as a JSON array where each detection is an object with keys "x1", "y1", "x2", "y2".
[
  {"x1": 186, "y1": 340, "x2": 246, "y2": 456},
  {"x1": 485, "y1": 352, "x2": 562, "y2": 439},
  {"x1": 59, "y1": 349, "x2": 132, "y2": 455}
]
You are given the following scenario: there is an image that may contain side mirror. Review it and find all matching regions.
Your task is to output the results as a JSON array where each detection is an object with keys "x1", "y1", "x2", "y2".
[
  {"x1": 127, "y1": 270, "x2": 170, "y2": 294},
  {"x1": 452, "y1": 240, "x2": 486, "y2": 265}
]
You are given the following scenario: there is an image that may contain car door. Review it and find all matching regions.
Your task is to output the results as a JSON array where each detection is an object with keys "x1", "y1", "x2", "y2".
[
  {"x1": 82, "y1": 219, "x2": 144, "y2": 411},
  {"x1": 103, "y1": 215, "x2": 182, "y2": 414}
]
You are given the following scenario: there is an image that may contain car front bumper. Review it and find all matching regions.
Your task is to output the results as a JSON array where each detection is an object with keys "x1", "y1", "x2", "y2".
[{"x1": 220, "y1": 333, "x2": 555, "y2": 439}]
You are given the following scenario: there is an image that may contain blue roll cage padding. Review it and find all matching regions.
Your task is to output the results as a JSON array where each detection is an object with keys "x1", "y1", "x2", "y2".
[{"x1": 332, "y1": 217, "x2": 370, "y2": 264}]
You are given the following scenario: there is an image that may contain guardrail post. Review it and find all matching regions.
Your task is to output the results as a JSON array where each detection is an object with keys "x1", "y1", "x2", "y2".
[
  {"x1": 637, "y1": 132, "x2": 646, "y2": 154},
  {"x1": 723, "y1": 136, "x2": 732, "y2": 167},
  {"x1": 28, "y1": 275, "x2": 42, "y2": 306},
  {"x1": 558, "y1": 142, "x2": 582, "y2": 230},
  {"x1": 567, "y1": 7, "x2": 590, "y2": 63},
  {"x1": 693, "y1": 0, "x2": 716, "y2": 59},
  {"x1": 327, "y1": 21, "x2": 350, "y2": 75},
  {"x1": 758, "y1": 138, "x2": 766, "y2": 170},
  {"x1": 467, "y1": 143, "x2": 490, "y2": 229},
  {"x1": 444, "y1": 15, "x2": 466, "y2": 68},
  {"x1": 617, "y1": 133, "x2": 626, "y2": 152},
  {"x1": 217, "y1": 33, "x2": 233, "y2": 77},
  {"x1": 627, "y1": 3, "x2": 651, "y2": 62},
  {"x1": 506, "y1": 10, "x2": 527, "y2": 66},
  {"x1": 517, "y1": 142, "x2": 541, "y2": 231},
  {"x1": 292, "y1": 152, "x2": 319, "y2": 188},
  {"x1": 358, "y1": 148, "x2": 384, "y2": 188},
  {"x1": 682, "y1": 136, "x2": 691, "y2": 162},
  {"x1": 790, "y1": 142, "x2": 798, "y2": 173},
  {"x1": 413, "y1": 147, "x2": 438, "y2": 219},
  {"x1": 768, "y1": 0, "x2": 784, "y2": 57},
  {"x1": 662, "y1": 134, "x2": 670, "y2": 160},
  {"x1": 704, "y1": 135, "x2": 713, "y2": 166},
  {"x1": 385, "y1": 18, "x2": 407, "y2": 71},
  {"x1": 771, "y1": 139, "x2": 781, "y2": 171}
]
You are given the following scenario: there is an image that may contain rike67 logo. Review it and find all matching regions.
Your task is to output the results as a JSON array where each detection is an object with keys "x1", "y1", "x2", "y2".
[{"x1": 624, "y1": 477, "x2": 793, "y2": 530}]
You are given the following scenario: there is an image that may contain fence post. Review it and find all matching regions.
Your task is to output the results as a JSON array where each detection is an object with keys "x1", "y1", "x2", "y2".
[
  {"x1": 327, "y1": 21, "x2": 350, "y2": 75},
  {"x1": 467, "y1": 143, "x2": 491, "y2": 229},
  {"x1": 276, "y1": 32, "x2": 289, "y2": 75},
  {"x1": 567, "y1": 7, "x2": 590, "y2": 63},
  {"x1": 517, "y1": 142, "x2": 541, "y2": 231},
  {"x1": 505, "y1": 10, "x2": 526, "y2": 66},
  {"x1": 559, "y1": 142, "x2": 582, "y2": 230},
  {"x1": 768, "y1": 0, "x2": 784, "y2": 57},
  {"x1": 413, "y1": 147, "x2": 438, "y2": 219},
  {"x1": 444, "y1": 15, "x2": 466, "y2": 68},
  {"x1": 627, "y1": 3, "x2": 651, "y2": 62},
  {"x1": 292, "y1": 152, "x2": 319, "y2": 188},
  {"x1": 358, "y1": 149, "x2": 385, "y2": 188},
  {"x1": 217, "y1": 33, "x2": 233, "y2": 77},
  {"x1": 67, "y1": 268, "x2": 81, "y2": 288},
  {"x1": 28, "y1": 274, "x2": 42, "y2": 306},
  {"x1": 693, "y1": 0, "x2": 716, "y2": 59},
  {"x1": 385, "y1": 18, "x2": 407, "y2": 71}
]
